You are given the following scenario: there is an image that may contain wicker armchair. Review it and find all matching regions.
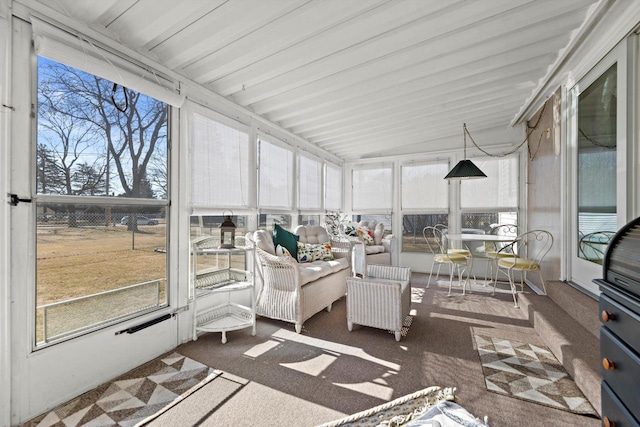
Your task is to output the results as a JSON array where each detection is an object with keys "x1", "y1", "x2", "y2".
[{"x1": 346, "y1": 264, "x2": 412, "y2": 341}]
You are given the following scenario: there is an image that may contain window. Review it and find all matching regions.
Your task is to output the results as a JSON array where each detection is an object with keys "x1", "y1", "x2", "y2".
[
  {"x1": 325, "y1": 162, "x2": 342, "y2": 211},
  {"x1": 298, "y1": 215, "x2": 321, "y2": 226},
  {"x1": 189, "y1": 215, "x2": 249, "y2": 299},
  {"x1": 258, "y1": 137, "x2": 294, "y2": 209},
  {"x1": 460, "y1": 156, "x2": 518, "y2": 236},
  {"x1": 401, "y1": 161, "x2": 449, "y2": 252},
  {"x1": 352, "y1": 165, "x2": 392, "y2": 211},
  {"x1": 298, "y1": 153, "x2": 322, "y2": 211},
  {"x1": 190, "y1": 108, "x2": 250, "y2": 209},
  {"x1": 36, "y1": 57, "x2": 169, "y2": 346},
  {"x1": 258, "y1": 214, "x2": 292, "y2": 231},
  {"x1": 577, "y1": 63, "x2": 617, "y2": 263}
]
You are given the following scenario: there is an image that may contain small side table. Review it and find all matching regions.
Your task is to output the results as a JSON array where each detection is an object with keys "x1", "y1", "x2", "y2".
[{"x1": 192, "y1": 241, "x2": 256, "y2": 343}]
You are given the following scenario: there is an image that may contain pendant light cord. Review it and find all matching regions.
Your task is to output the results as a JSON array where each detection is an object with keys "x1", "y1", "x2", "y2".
[{"x1": 464, "y1": 99, "x2": 549, "y2": 159}]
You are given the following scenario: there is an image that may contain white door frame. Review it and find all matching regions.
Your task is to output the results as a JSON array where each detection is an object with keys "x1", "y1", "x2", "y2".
[
  {"x1": 8, "y1": 17, "x2": 182, "y2": 424},
  {"x1": 566, "y1": 39, "x2": 629, "y2": 295}
]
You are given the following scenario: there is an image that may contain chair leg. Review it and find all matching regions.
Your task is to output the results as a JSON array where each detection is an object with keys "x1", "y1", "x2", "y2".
[
  {"x1": 427, "y1": 260, "x2": 436, "y2": 288},
  {"x1": 347, "y1": 321, "x2": 353, "y2": 331},
  {"x1": 447, "y1": 264, "x2": 454, "y2": 296},
  {"x1": 484, "y1": 258, "x2": 492, "y2": 286},
  {"x1": 507, "y1": 269, "x2": 519, "y2": 308},
  {"x1": 461, "y1": 264, "x2": 469, "y2": 295},
  {"x1": 538, "y1": 270, "x2": 547, "y2": 295},
  {"x1": 395, "y1": 331, "x2": 401, "y2": 342}
]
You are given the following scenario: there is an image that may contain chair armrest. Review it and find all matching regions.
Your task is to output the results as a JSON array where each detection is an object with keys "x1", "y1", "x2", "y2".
[
  {"x1": 381, "y1": 235, "x2": 399, "y2": 265},
  {"x1": 329, "y1": 237, "x2": 354, "y2": 264},
  {"x1": 254, "y1": 247, "x2": 300, "y2": 293},
  {"x1": 367, "y1": 264, "x2": 411, "y2": 282}
]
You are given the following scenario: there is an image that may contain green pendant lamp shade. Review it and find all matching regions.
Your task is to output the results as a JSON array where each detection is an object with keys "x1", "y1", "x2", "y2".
[{"x1": 444, "y1": 123, "x2": 487, "y2": 180}]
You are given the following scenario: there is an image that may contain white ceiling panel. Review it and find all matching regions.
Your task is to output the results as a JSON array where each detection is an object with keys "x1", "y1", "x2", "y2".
[{"x1": 28, "y1": 0, "x2": 602, "y2": 160}]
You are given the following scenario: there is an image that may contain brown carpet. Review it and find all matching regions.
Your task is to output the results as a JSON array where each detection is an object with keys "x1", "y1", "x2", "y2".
[{"x1": 147, "y1": 274, "x2": 600, "y2": 426}]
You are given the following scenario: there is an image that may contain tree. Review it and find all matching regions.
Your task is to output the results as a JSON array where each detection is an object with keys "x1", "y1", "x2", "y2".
[
  {"x1": 36, "y1": 143, "x2": 65, "y2": 195},
  {"x1": 37, "y1": 59, "x2": 168, "y2": 230}
]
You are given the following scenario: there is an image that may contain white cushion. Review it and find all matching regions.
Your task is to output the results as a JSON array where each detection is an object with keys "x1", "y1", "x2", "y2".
[
  {"x1": 298, "y1": 258, "x2": 349, "y2": 285},
  {"x1": 373, "y1": 222, "x2": 384, "y2": 245},
  {"x1": 294, "y1": 225, "x2": 330, "y2": 245},
  {"x1": 253, "y1": 229, "x2": 275, "y2": 255},
  {"x1": 365, "y1": 244, "x2": 385, "y2": 255}
]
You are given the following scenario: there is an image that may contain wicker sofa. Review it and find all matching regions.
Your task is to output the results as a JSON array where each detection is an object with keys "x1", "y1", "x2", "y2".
[{"x1": 249, "y1": 225, "x2": 352, "y2": 333}]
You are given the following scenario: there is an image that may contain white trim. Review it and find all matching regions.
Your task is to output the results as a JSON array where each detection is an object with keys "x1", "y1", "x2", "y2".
[
  {"x1": 511, "y1": 0, "x2": 613, "y2": 126},
  {"x1": 0, "y1": 8, "x2": 12, "y2": 427},
  {"x1": 31, "y1": 18, "x2": 184, "y2": 107},
  {"x1": 515, "y1": 0, "x2": 640, "y2": 125}
]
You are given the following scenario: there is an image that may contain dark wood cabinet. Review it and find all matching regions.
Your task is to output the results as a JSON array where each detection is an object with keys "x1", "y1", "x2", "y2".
[{"x1": 595, "y1": 216, "x2": 640, "y2": 427}]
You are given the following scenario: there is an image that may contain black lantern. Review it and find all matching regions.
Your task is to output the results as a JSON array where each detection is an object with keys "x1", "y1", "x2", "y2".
[{"x1": 219, "y1": 212, "x2": 236, "y2": 249}]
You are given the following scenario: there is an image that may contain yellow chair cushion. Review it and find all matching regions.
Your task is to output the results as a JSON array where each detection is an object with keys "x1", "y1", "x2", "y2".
[
  {"x1": 497, "y1": 258, "x2": 538, "y2": 270},
  {"x1": 447, "y1": 249, "x2": 470, "y2": 255},
  {"x1": 486, "y1": 251, "x2": 518, "y2": 259},
  {"x1": 435, "y1": 253, "x2": 468, "y2": 263}
]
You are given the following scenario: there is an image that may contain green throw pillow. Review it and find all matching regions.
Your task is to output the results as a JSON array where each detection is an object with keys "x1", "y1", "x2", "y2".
[{"x1": 272, "y1": 224, "x2": 299, "y2": 261}]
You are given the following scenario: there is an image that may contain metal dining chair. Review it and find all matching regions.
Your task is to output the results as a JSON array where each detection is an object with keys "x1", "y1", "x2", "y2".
[
  {"x1": 578, "y1": 231, "x2": 615, "y2": 264},
  {"x1": 433, "y1": 223, "x2": 476, "y2": 283},
  {"x1": 483, "y1": 224, "x2": 519, "y2": 285},
  {"x1": 423, "y1": 226, "x2": 470, "y2": 295},
  {"x1": 494, "y1": 230, "x2": 553, "y2": 307}
]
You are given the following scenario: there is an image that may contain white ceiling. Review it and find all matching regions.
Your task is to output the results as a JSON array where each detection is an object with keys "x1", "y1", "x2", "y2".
[{"x1": 27, "y1": 0, "x2": 602, "y2": 160}]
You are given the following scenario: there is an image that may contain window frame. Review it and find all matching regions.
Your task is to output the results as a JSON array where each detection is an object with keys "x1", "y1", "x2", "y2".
[{"x1": 33, "y1": 55, "x2": 171, "y2": 349}]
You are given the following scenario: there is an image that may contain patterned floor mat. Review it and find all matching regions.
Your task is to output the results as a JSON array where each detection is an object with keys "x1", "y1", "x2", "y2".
[
  {"x1": 473, "y1": 334, "x2": 597, "y2": 416},
  {"x1": 24, "y1": 352, "x2": 221, "y2": 427}
]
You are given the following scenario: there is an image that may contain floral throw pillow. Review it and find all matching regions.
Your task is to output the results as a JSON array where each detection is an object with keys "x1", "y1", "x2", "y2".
[
  {"x1": 343, "y1": 222, "x2": 375, "y2": 245},
  {"x1": 275, "y1": 244, "x2": 292, "y2": 258},
  {"x1": 297, "y1": 242, "x2": 334, "y2": 263}
]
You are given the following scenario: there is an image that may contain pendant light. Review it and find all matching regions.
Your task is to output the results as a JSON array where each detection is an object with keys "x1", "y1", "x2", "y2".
[{"x1": 444, "y1": 123, "x2": 487, "y2": 180}]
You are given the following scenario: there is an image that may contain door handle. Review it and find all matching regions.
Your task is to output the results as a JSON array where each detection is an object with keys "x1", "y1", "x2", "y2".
[{"x1": 8, "y1": 194, "x2": 32, "y2": 206}]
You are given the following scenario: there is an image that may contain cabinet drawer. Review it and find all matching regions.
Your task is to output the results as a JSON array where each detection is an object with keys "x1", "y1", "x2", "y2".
[
  {"x1": 602, "y1": 382, "x2": 640, "y2": 427},
  {"x1": 601, "y1": 327, "x2": 640, "y2": 419},
  {"x1": 600, "y1": 293, "x2": 640, "y2": 354}
]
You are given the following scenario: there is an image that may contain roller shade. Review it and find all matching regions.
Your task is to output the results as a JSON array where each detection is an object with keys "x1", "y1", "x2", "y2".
[
  {"x1": 401, "y1": 161, "x2": 449, "y2": 210},
  {"x1": 32, "y1": 18, "x2": 185, "y2": 107},
  {"x1": 352, "y1": 165, "x2": 392, "y2": 211},
  {"x1": 190, "y1": 105, "x2": 250, "y2": 208},
  {"x1": 461, "y1": 156, "x2": 518, "y2": 209},
  {"x1": 258, "y1": 137, "x2": 294, "y2": 209}
]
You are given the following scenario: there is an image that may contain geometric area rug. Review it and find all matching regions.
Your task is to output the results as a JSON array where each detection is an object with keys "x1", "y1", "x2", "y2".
[
  {"x1": 473, "y1": 334, "x2": 598, "y2": 417},
  {"x1": 23, "y1": 352, "x2": 221, "y2": 427}
]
